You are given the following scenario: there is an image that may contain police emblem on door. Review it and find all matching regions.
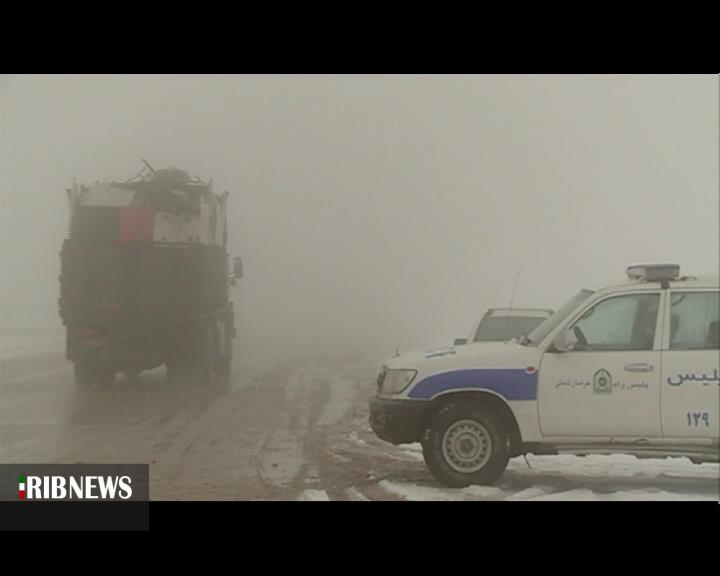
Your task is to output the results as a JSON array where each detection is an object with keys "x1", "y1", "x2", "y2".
[{"x1": 593, "y1": 369, "x2": 612, "y2": 394}]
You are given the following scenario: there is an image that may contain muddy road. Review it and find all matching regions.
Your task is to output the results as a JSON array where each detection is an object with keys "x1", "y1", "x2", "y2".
[
  {"x1": 0, "y1": 347, "x2": 414, "y2": 500},
  {"x1": 1, "y1": 348, "x2": 717, "y2": 501}
]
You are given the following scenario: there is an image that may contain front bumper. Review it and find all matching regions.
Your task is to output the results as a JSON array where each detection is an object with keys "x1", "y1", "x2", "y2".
[{"x1": 369, "y1": 396, "x2": 430, "y2": 445}]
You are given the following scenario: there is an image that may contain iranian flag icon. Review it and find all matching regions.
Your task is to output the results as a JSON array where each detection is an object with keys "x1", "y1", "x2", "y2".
[{"x1": 18, "y1": 476, "x2": 26, "y2": 499}]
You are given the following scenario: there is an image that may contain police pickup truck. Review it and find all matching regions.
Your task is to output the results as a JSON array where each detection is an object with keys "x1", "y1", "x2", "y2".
[{"x1": 369, "y1": 264, "x2": 719, "y2": 487}]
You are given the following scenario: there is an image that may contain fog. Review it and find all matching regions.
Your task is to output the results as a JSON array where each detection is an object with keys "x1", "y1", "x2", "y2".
[{"x1": 1, "y1": 75, "x2": 718, "y2": 366}]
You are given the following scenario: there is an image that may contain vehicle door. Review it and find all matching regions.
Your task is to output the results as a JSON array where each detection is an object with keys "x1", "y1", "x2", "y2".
[
  {"x1": 661, "y1": 289, "x2": 720, "y2": 439},
  {"x1": 538, "y1": 291, "x2": 664, "y2": 437}
]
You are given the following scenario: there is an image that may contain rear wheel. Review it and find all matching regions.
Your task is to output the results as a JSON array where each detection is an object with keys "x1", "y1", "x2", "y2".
[
  {"x1": 421, "y1": 401, "x2": 510, "y2": 487},
  {"x1": 73, "y1": 353, "x2": 115, "y2": 389},
  {"x1": 96, "y1": 366, "x2": 116, "y2": 388},
  {"x1": 193, "y1": 325, "x2": 216, "y2": 388},
  {"x1": 74, "y1": 359, "x2": 96, "y2": 388},
  {"x1": 215, "y1": 345, "x2": 232, "y2": 393},
  {"x1": 165, "y1": 361, "x2": 179, "y2": 386},
  {"x1": 166, "y1": 325, "x2": 222, "y2": 389},
  {"x1": 166, "y1": 355, "x2": 193, "y2": 387}
]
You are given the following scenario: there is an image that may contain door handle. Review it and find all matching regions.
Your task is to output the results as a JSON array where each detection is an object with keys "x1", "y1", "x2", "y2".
[{"x1": 624, "y1": 363, "x2": 654, "y2": 373}]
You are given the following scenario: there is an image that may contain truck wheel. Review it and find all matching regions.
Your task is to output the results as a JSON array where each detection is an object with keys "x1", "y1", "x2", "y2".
[
  {"x1": 73, "y1": 355, "x2": 114, "y2": 388},
  {"x1": 421, "y1": 402, "x2": 509, "y2": 487},
  {"x1": 165, "y1": 361, "x2": 179, "y2": 386},
  {"x1": 192, "y1": 326, "x2": 216, "y2": 388},
  {"x1": 74, "y1": 360, "x2": 95, "y2": 388},
  {"x1": 96, "y1": 366, "x2": 116, "y2": 388},
  {"x1": 215, "y1": 345, "x2": 232, "y2": 393}
]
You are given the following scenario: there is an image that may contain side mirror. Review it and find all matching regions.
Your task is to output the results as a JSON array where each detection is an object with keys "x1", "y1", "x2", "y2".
[
  {"x1": 233, "y1": 257, "x2": 243, "y2": 280},
  {"x1": 551, "y1": 328, "x2": 577, "y2": 353},
  {"x1": 454, "y1": 338, "x2": 468, "y2": 346}
]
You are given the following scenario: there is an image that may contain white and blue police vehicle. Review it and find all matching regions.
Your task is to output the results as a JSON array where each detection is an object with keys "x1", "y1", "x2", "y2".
[{"x1": 369, "y1": 264, "x2": 719, "y2": 487}]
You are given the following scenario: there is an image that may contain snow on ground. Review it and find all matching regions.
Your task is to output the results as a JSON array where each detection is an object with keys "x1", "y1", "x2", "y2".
[
  {"x1": 346, "y1": 487, "x2": 371, "y2": 501},
  {"x1": 374, "y1": 453, "x2": 718, "y2": 501},
  {"x1": 347, "y1": 431, "x2": 718, "y2": 501},
  {"x1": 348, "y1": 431, "x2": 369, "y2": 447},
  {"x1": 505, "y1": 453, "x2": 718, "y2": 481},
  {"x1": 399, "y1": 444, "x2": 424, "y2": 461},
  {"x1": 298, "y1": 489, "x2": 330, "y2": 501},
  {"x1": 523, "y1": 488, "x2": 712, "y2": 501},
  {"x1": 380, "y1": 480, "x2": 466, "y2": 501}
]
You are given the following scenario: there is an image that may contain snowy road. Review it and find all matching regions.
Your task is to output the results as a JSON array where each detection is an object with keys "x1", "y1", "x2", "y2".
[{"x1": 1, "y1": 347, "x2": 717, "y2": 501}]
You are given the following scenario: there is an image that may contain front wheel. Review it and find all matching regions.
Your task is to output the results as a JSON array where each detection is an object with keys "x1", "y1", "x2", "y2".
[{"x1": 421, "y1": 402, "x2": 509, "y2": 487}]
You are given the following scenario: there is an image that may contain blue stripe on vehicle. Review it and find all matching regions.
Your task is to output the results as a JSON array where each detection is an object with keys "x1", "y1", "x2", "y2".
[{"x1": 407, "y1": 369, "x2": 537, "y2": 401}]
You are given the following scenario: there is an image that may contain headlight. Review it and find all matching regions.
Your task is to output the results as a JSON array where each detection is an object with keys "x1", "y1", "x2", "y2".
[{"x1": 381, "y1": 369, "x2": 417, "y2": 395}]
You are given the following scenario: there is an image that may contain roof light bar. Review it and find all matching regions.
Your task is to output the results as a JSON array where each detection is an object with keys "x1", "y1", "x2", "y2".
[{"x1": 626, "y1": 263, "x2": 680, "y2": 282}]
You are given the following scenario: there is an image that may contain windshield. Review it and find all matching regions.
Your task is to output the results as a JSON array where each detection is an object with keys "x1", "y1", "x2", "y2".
[
  {"x1": 474, "y1": 317, "x2": 548, "y2": 342},
  {"x1": 526, "y1": 289, "x2": 595, "y2": 346}
]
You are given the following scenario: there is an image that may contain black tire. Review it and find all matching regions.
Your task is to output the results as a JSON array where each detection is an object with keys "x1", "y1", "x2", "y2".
[
  {"x1": 165, "y1": 361, "x2": 178, "y2": 386},
  {"x1": 215, "y1": 345, "x2": 232, "y2": 393},
  {"x1": 166, "y1": 326, "x2": 217, "y2": 388},
  {"x1": 74, "y1": 359, "x2": 96, "y2": 388},
  {"x1": 95, "y1": 366, "x2": 116, "y2": 388},
  {"x1": 421, "y1": 401, "x2": 510, "y2": 487},
  {"x1": 166, "y1": 357, "x2": 193, "y2": 387},
  {"x1": 190, "y1": 325, "x2": 216, "y2": 388},
  {"x1": 74, "y1": 353, "x2": 114, "y2": 389}
]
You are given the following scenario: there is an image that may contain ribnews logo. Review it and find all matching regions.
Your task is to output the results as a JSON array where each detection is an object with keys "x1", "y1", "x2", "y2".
[
  {"x1": 17, "y1": 473, "x2": 133, "y2": 500},
  {"x1": 1, "y1": 464, "x2": 149, "y2": 503},
  {"x1": 1, "y1": 464, "x2": 149, "y2": 531}
]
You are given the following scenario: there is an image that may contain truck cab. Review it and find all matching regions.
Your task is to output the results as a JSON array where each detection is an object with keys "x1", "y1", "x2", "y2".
[{"x1": 369, "y1": 264, "x2": 719, "y2": 487}]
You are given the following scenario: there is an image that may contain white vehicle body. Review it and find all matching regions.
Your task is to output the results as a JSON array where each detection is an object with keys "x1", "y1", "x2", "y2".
[{"x1": 370, "y1": 266, "x2": 719, "y2": 474}]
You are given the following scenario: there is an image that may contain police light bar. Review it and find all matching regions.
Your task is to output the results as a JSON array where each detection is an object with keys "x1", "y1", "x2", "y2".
[{"x1": 626, "y1": 263, "x2": 680, "y2": 282}]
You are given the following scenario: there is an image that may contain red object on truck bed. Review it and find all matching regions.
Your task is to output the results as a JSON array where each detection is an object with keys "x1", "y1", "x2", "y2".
[{"x1": 118, "y1": 206, "x2": 156, "y2": 242}]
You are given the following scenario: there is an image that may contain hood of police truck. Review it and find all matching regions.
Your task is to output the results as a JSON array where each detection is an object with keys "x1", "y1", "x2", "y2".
[{"x1": 384, "y1": 341, "x2": 543, "y2": 401}]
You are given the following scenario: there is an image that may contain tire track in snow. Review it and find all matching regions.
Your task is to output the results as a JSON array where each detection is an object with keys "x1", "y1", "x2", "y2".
[{"x1": 298, "y1": 489, "x2": 330, "y2": 501}]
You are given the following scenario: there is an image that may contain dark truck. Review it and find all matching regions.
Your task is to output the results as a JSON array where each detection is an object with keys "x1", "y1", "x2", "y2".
[{"x1": 59, "y1": 163, "x2": 242, "y2": 389}]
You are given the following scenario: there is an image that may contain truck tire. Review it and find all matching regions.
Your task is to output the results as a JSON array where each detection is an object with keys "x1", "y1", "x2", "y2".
[
  {"x1": 191, "y1": 325, "x2": 216, "y2": 388},
  {"x1": 421, "y1": 401, "x2": 510, "y2": 487},
  {"x1": 96, "y1": 366, "x2": 116, "y2": 388},
  {"x1": 166, "y1": 355, "x2": 196, "y2": 387},
  {"x1": 165, "y1": 361, "x2": 178, "y2": 386},
  {"x1": 74, "y1": 359, "x2": 95, "y2": 388},
  {"x1": 215, "y1": 345, "x2": 232, "y2": 393},
  {"x1": 73, "y1": 354, "x2": 115, "y2": 389}
]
